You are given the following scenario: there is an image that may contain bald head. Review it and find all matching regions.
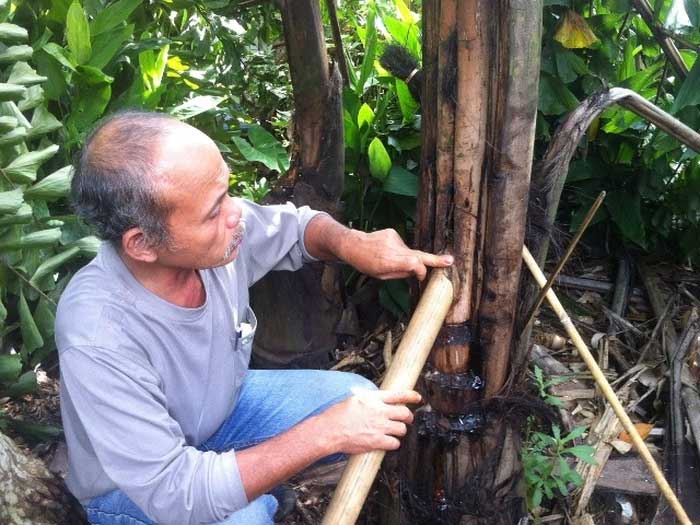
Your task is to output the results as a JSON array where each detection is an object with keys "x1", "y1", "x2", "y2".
[{"x1": 72, "y1": 111, "x2": 190, "y2": 248}]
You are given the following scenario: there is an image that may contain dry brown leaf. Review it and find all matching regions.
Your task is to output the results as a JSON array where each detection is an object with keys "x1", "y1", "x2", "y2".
[{"x1": 619, "y1": 423, "x2": 654, "y2": 444}]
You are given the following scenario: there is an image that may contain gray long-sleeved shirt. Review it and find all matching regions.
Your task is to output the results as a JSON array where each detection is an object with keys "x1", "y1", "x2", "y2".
[{"x1": 56, "y1": 199, "x2": 322, "y2": 525}]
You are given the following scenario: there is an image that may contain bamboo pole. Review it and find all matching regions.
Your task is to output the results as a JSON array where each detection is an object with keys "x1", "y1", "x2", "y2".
[
  {"x1": 520, "y1": 191, "x2": 606, "y2": 333},
  {"x1": 322, "y1": 269, "x2": 454, "y2": 525},
  {"x1": 521, "y1": 245, "x2": 692, "y2": 525}
]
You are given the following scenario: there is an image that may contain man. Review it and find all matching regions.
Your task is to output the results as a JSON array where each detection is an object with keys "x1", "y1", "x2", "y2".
[{"x1": 57, "y1": 111, "x2": 453, "y2": 525}]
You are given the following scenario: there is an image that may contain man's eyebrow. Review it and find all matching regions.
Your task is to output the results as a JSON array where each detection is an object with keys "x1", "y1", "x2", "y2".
[{"x1": 205, "y1": 188, "x2": 228, "y2": 218}]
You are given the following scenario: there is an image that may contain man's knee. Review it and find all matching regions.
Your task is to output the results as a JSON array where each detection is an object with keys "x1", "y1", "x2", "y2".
[{"x1": 330, "y1": 370, "x2": 377, "y2": 397}]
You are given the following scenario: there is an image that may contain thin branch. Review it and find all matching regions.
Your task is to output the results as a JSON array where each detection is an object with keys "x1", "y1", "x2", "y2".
[
  {"x1": 631, "y1": 0, "x2": 688, "y2": 80},
  {"x1": 325, "y1": 0, "x2": 349, "y2": 87}
]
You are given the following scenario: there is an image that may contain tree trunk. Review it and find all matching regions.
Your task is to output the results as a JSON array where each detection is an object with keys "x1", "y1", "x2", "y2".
[
  {"x1": 392, "y1": 2, "x2": 543, "y2": 523},
  {"x1": 250, "y1": 0, "x2": 345, "y2": 368},
  {"x1": 0, "y1": 431, "x2": 85, "y2": 524}
]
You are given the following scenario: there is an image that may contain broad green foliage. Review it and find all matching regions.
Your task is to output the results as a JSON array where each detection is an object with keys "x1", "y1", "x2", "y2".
[
  {"x1": 0, "y1": 4, "x2": 97, "y2": 410},
  {"x1": 540, "y1": 1, "x2": 700, "y2": 261},
  {"x1": 335, "y1": 0, "x2": 423, "y2": 316},
  {"x1": 17, "y1": 0, "x2": 290, "y2": 193}
]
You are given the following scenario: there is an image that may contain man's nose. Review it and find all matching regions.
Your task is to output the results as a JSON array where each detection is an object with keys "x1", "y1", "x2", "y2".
[{"x1": 225, "y1": 198, "x2": 242, "y2": 229}]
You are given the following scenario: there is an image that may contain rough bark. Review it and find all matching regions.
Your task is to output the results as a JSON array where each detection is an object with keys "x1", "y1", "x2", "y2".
[
  {"x1": 250, "y1": 0, "x2": 345, "y2": 368},
  {"x1": 479, "y1": 0, "x2": 542, "y2": 397},
  {"x1": 394, "y1": 2, "x2": 542, "y2": 523},
  {"x1": 0, "y1": 431, "x2": 85, "y2": 525}
]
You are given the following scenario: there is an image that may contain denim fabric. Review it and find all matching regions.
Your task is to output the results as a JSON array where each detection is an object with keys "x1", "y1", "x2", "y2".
[{"x1": 85, "y1": 369, "x2": 375, "y2": 525}]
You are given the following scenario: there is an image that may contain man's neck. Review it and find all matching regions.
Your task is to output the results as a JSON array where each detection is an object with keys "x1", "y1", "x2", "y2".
[{"x1": 117, "y1": 250, "x2": 206, "y2": 308}]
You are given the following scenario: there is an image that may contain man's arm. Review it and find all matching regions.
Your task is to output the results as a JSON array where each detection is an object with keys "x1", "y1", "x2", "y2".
[
  {"x1": 303, "y1": 214, "x2": 453, "y2": 280},
  {"x1": 236, "y1": 389, "x2": 421, "y2": 501}
]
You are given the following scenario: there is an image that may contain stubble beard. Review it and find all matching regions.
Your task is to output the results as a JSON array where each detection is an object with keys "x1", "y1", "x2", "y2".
[{"x1": 223, "y1": 221, "x2": 246, "y2": 262}]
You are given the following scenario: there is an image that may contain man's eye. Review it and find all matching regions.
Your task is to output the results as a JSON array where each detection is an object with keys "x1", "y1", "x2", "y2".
[{"x1": 209, "y1": 208, "x2": 220, "y2": 219}]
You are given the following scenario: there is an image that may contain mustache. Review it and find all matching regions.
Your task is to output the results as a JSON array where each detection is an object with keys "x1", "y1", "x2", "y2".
[{"x1": 224, "y1": 221, "x2": 246, "y2": 260}]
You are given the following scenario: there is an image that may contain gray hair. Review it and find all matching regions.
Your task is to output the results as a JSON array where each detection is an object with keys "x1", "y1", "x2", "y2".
[{"x1": 72, "y1": 111, "x2": 179, "y2": 248}]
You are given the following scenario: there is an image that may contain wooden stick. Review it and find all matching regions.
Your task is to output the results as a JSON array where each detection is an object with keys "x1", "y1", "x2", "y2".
[
  {"x1": 521, "y1": 191, "x2": 605, "y2": 333},
  {"x1": 522, "y1": 246, "x2": 692, "y2": 525},
  {"x1": 322, "y1": 269, "x2": 454, "y2": 525}
]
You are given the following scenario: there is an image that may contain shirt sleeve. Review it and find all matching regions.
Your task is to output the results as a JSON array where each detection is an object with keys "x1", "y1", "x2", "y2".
[
  {"x1": 236, "y1": 198, "x2": 328, "y2": 287},
  {"x1": 60, "y1": 345, "x2": 248, "y2": 525}
]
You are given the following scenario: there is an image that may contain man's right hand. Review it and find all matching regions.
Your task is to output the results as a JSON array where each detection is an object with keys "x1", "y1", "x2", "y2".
[{"x1": 319, "y1": 389, "x2": 422, "y2": 455}]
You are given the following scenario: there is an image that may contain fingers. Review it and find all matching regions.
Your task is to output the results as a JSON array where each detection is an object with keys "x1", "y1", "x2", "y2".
[
  {"x1": 378, "y1": 389, "x2": 422, "y2": 405},
  {"x1": 416, "y1": 251, "x2": 454, "y2": 268},
  {"x1": 385, "y1": 404, "x2": 414, "y2": 424}
]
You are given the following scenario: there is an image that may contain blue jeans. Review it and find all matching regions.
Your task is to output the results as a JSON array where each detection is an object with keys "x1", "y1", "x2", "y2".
[{"x1": 84, "y1": 369, "x2": 375, "y2": 525}]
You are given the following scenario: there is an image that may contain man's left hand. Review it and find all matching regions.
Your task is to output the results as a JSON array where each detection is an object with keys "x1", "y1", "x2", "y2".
[{"x1": 340, "y1": 228, "x2": 453, "y2": 281}]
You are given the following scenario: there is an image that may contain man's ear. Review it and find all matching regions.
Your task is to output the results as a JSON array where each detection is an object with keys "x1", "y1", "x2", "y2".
[{"x1": 121, "y1": 227, "x2": 158, "y2": 263}]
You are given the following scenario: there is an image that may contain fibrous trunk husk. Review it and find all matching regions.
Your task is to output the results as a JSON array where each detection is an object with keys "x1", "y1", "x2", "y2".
[
  {"x1": 250, "y1": 0, "x2": 345, "y2": 368},
  {"x1": 397, "y1": 1, "x2": 542, "y2": 523}
]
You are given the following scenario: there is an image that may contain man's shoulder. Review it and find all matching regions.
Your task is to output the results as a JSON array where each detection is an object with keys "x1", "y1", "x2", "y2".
[{"x1": 56, "y1": 247, "x2": 133, "y2": 353}]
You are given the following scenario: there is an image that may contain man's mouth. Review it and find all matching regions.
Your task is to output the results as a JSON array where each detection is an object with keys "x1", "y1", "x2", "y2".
[{"x1": 223, "y1": 222, "x2": 246, "y2": 260}]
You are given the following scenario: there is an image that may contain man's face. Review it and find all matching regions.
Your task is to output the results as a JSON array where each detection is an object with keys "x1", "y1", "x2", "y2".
[{"x1": 151, "y1": 124, "x2": 245, "y2": 270}]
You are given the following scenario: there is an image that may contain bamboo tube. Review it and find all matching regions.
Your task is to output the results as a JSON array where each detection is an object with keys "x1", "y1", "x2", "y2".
[
  {"x1": 522, "y1": 245, "x2": 692, "y2": 525},
  {"x1": 433, "y1": 0, "x2": 457, "y2": 253},
  {"x1": 322, "y1": 269, "x2": 454, "y2": 525}
]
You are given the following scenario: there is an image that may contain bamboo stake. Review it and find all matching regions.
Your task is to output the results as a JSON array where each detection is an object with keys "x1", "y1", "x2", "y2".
[
  {"x1": 522, "y1": 245, "x2": 692, "y2": 525},
  {"x1": 520, "y1": 191, "x2": 606, "y2": 334},
  {"x1": 322, "y1": 269, "x2": 454, "y2": 525}
]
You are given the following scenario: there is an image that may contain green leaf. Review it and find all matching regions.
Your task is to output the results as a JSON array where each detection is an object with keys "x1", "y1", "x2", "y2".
[
  {"x1": 8, "y1": 418, "x2": 62, "y2": 442},
  {"x1": 606, "y1": 191, "x2": 646, "y2": 247},
  {"x1": 566, "y1": 445, "x2": 597, "y2": 464},
  {"x1": 7, "y1": 62, "x2": 47, "y2": 86},
  {"x1": 88, "y1": 23, "x2": 133, "y2": 69},
  {"x1": 169, "y1": 95, "x2": 225, "y2": 120},
  {"x1": 383, "y1": 16, "x2": 421, "y2": 60},
  {"x1": 0, "y1": 82, "x2": 26, "y2": 101},
  {"x1": 0, "y1": 23, "x2": 28, "y2": 43},
  {"x1": 0, "y1": 126, "x2": 27, "y2": 147},
  {"x1": 563, "y1": 426, "x2": 587, "y2": 443},
  {"x1": 66, "y1": 2, "x2": 92, "y2": 65},
  {"x1": 686, "y1": 0, "x2": 700, "y2": 27},
  {"x1": 72, "y1": 235, "x2": 100, "y2": 257},
  {"x1": 27, "y1": 105, "x2": 62, "y2": 138},
  {"x1": 384, "y1": 166, "x2": 418, "y2": 197},
  {"x1": 25, "y1": 166, "x2": 73, "y2": 201},
  {"x1": 3, "y1": 370, "x2": 37, "y2": 397},
  {"x1": 140, "y1": 44, "x2": 169, "y2": 93},
  {"x1": 357, "y1": 102, "x2": 375, "y2": 129},
  {"x1": 31, "y1": 246, "x2": 81, "y2": 285},
  {"x1": 90, "y1": 0, "x2": 142, "y2": 36},
  {"x1": 395, "y1": 79, "x2": 418, "y2": 122},
  {"x1": 3, "y1": 144, "x2": 59, "y2": 184},
  {"x1": 42, "y1": 43, "x2": 76, "y2": 71},
  {"x1": 18, "y1": 85, "x2": 45, "y2": 112},
  {"x1": 619, "y1": 39, "x2": 637, "y2": 81},
  {"x1": 232, "y1": 125, "x2": 289, "y2": 173},
  {"x1": 394, "y1": 0, "x2": 418, "y2": 24},
  {"x1": 538, "y1": 73, "x2": 579, "y2": 115},
  {"x1": 344, "y1": 109, "x2": 361, "y2": 152},
  {"x1": 368, "y1": 137, "x2": 392, "y2": 180},
  {"x1": 0, "y1": 45, "x2": 32, "y2": 64},
  {"x1": 18, "y1": 291, "x2": 43, "y2": 355},
  {"x1": 356, "y1": 5, "x2": 377, "y2": 95},
  {"x1": 67, "y1": 80, "x2": 110, "y2": 131},
  {"x1": 0, "y1": 115, "x2": 17, "y2": 131},
  {"x1": 0, "y1": 228, "x2": 62, "y2": 251},
  {"x1": 672, "y1": 59, "x2": 700, "y2": 114},
  {"x1": 0, "y1": 202, "x2": 32, "y2": 226},
  {"x1": 0, "y1": 354, "x2": 21, "y2": 382},
  {"x1": 0, "y1": 188, "x2": 23, "y2": 214}
]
